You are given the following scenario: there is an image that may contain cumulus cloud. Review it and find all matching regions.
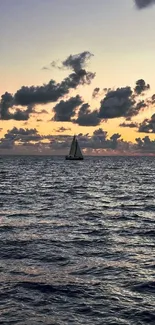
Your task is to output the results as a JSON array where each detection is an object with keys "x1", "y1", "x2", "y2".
[
  {"x1": 1, "y1": 126, "x2": 155, "y2": 155},
  {"x1": 136, "y1": 136, "x2": 155, "y2": 153},
  {"x1": 98, "y1": 80, "x2": 149, "y2": 121},
  {"x1": 0, "y1": 51, "x2": 95, "y2": 121},
  {"x1": 138, "y1": 114, "x2": 155, "y2": 133},
  {"x1": 13, "y1": 71, "x2": 94, "y2": 108},
  {"x1": 4, "y1": 127, "x2": 42, "y2": 142},
  {"x1": 52, "y1": 95, "x2": 83, "y2": 121},
  {"x1": 134, "y1": 79, "x2": 150, "y2": 95},
  {"x1": 99, "y1": 87, "x2": 134, "y2": 119},
  {"x1": 0, "y1": 45, "x2": 150, "y2": 128},
  {"x1": 134, "y1": 0, "x2": 155, "y2": 9},
  {"x1": 119, "y1": 122, "x2": 139, "y2": 128},
  {"x1": 0, "y1": 127, "x2": 43, "y2": 149},
  {"x1": 49, "y1": 128, "x2": 122, "y2": 151},
  {"x1": 0, "y1": 92, "x2": 34, "y2": 120},
  {"x1": 73, "y1": 103, "x2": 100, "y2": 126}
]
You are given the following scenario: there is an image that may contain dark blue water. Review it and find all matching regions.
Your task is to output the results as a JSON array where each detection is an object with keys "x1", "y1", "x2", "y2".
[{"x1": 0, "y1": 156, "x2": 155, "y2": 325}]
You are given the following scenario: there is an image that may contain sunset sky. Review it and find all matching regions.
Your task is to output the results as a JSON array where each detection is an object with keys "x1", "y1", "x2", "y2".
[{"x1": 1, "y1": 0, "x2": 155, "y2": 155}]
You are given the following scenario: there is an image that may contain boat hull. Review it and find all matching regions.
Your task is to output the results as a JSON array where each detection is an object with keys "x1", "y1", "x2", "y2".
[{"x1": 65, "y1": 156, "x2": 83, "y2": 160}]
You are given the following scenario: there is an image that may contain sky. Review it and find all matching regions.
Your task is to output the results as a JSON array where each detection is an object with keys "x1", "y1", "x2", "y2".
[{"x1": 1, "y1": 0, "x2": 155, "y2": 155}]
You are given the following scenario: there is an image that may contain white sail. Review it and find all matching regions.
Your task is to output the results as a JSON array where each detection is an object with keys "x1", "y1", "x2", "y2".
[{"x1": 75, "y1": 139, "x2": 83, "y2": 159}]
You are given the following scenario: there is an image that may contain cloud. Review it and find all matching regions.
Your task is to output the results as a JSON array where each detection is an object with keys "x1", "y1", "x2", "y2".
[
  {"x1": 0, "y1": 46, "x2": 151, "y2": 131},
  {"x1": 1, "y1": 126, "x2": 155, "y2": 155},
  {"x1": 52, "y1": 95, "x2": 83, "y2": 121},
  {"x1": 138, "y1": 114, "x2": 155, "y2": 133},
  {"x1": 92, "y1": 87, "x2": 100, "y2": 98},
  {"x1": 0, "y1": 66, "x2": 95, "y2": 122},
  {"x1": 14, "y1": 70, "x2": 95, "y2": 108},
  {"x1": 0, "y1": 127, "x2": 122, "y2": 153},
  {"x1": 62, "y1": 69, "x2": 95, "y2": 89},
  {"x1": 119, "y1": 121, "x2": 139, "y2": 128},
  {"x1": 49, "y1": 128, "x2": 122, "y2": 151},
  {"x1": 0, "y1": 127, "x2": 42, "y2": 149},
  {"x1": 73, "y1": 103, "x2": 100, "y2": 126},
  {"x1": 55, "y1": 126, "x2": 71, "y2": 133},
  {"x1": 99, "y1": 87, "x2": 135, "y2": 119},
  {"x1": 42, "y1": 66, "x2": 50, "y2": 70},
  {"x1": 134, "y1": 0, "x2": 155, "y2": 9},
  {"x1": 62, "y1": 51, "x2": 94, "y2": 72},
  {"x1": 136, "y1": 136, "x2": 155, "y2": 153},
  {"x1": 0, "y1": 92, "x2": 33, "y2": 120},
  {"x1": 134, "y1": 79, "x2": 150, "y2": 95},
  {"x1": 14, "y1": 80, "x2": 68, "y2": 106},
  {"x1": 0, "y1": 92, "x2": 14, "y2": 119},
  {"x1": 12, "y1": 105, "x2": 34, "y2": 121},
  {"x1": 0, "y1": 51, "x2": 95, "y2": 122},
  {"x1": 4, "y1": 127, "x2": 42, "y2": 142},
  {"x1": 98, "y1": 80, "x2": 149, "y2": 120}
]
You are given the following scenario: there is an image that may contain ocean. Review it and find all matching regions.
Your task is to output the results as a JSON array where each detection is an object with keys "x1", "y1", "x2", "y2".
[{"x1": 0, "y1": 155, "x2": 155, "y2": 325}]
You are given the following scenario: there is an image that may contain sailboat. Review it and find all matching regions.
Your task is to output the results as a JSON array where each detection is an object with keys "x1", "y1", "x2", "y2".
[{"x1": 65, "y1": 135, "x2": 84, "y2": 160}]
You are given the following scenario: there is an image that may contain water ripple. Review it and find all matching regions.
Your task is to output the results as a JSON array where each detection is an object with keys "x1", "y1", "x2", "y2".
[{"x1": 0, "y1": 156, "x2": 155, "y2": 324}]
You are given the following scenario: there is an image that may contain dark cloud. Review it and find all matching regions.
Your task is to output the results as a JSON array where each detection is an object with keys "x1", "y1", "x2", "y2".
[
  {"x1": 93, "y1": 128, "x2": 107, "y2": 139},
  {"x1": 0, "y1": 92, "x2": 33, "y2": 120},
  {"x1": 98, "y1": 81, "x2": 149, "y2": 120},
  {"x1": 90, "y1": 129, "x2": 121, "y2": 149},
  {"x1": 134, "y1": 79, "x2": 150, "y2": 95},
  {"x1": 55, "y1": 127, "x2": 71, "y2": 133},
  {"x1": 92, "y1": 87, "x2": 100, "y2": 98},
  {"x1": 0, "y1": 138, "x2": 14, "y2": 149},
  {"x1": 0, "y1": 51, "x2": 95, "y2": 119},
  {"x1": 1, "y1": 127, "x2": 155, "y2": 155},
  {"x1": 14, "y1": 80, "x2": 67, "y2": 106},
  {"x1": 119, "y1": 121, "x2": 139, "y2": 128},
  {"x1": 62, "y1": 51, "x2": 94, "y2": 73},
  {"x1": 14, "y1": 69, "x2": 95, "y2": 108},
  {"x1": 134, "y1": 0, "x2": 155, "y2": 9},
  {"x1": 52, "y1": 95, "x2": 83, "y2": 121},
  {"x1": 4, "y1": 127, "x2": 42, "y2": 142},
  {"x1": 62, "y1": 69, "x2": 95, "y2": 89},
  {"x1": 0, "y1": 127, "x2": 41, "y2": 149},
  {"x1": 136, "y1": 136, "x2": 155, "y2": 153},
  {"x1": 99, "y1": 87, "x2": 135, "y2": 119},
  {"x1": 45, "y1": 51, "x2": 95, "y2": 77},
  {"x1": 110, "y1": 133, "x2": 122, "y2": 149},
  {"x1": 0, "y1": 67, "x2": 95, "y2": 122},
  {"x1": 49, "y1": 129, "x2": 122, "y2": 151},
  {"x1": 74, "y1": 103, "x2": 100, "y2": 126},
  {"x1": 138, "y1": 114, "x2": 155, "y2": 133},
  {"x1": 12, "y1": 105, "x2": 33, "y2": 121},
  {"x1": 0, "y1": 92, "x2": 14, "y2": 119}
]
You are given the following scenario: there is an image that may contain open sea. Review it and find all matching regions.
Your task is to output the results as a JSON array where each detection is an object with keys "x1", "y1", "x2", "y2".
[{"x1": 0, "y1": 155, "x2": 155, "y2": 325}]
